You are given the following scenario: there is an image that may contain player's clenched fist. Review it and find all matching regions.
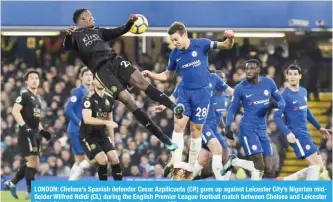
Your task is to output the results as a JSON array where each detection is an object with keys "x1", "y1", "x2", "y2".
[
  {"x1": 224, "y1": 30, "x2": 234, "y2": 38},
  {"x1": 66, "y1": 26, "x2": 76, "y2": 36},
  {"x1": 286, "y1": 133, "x2": 296, "y2": 143},
  {"x1": 128, "y1": 14, "x2": 139, "y2": 23},
  {"x1": 142, "y1": 70, "x2": 152, "y2": 78}
]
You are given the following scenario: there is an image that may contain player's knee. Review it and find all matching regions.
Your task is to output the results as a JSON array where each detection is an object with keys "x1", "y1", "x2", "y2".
[
  {"x1": 208, "y1": 140, "x2": 222, "y2": 155},
  {"x1": 95, "y1": 153, "x2": 108, "y2": 165},
  {"x1": 198, "y1": 158, "x2": 208, "y2": 167},
  {"x1": 108, "y1": 152, "x2": 120, "y2": 165},
  {"x1": 174, "y1": 119, "x2": 186, "y2": 132},
  {"x1": 251, "y1": 155, "x2": 265, "y2": 171},
  {"x1": 137, "y1": 78, "x2": 149, "y2": 90},
  {"x1": 119, "y1": 91, "x2": 138, "y2": 112},
  {"x1": 190, "y1": 124, "x2": 203, "y2": 138},
  {"x1": 26, "y1": 156, "x2": 39, "y2": 169}
]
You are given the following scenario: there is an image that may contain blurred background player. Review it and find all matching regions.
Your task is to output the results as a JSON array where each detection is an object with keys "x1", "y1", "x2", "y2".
[
  {"x1": 225, "y1": 59, "x2": 285, "y2": 180},
  {"x1": 64, "y1": 8, "x2": 183, "y2": 151},
  {"x1": 80, "y1": 79, "x2": 121, "y2": 181},
  {"x1": 64, "y1": 67, "x2": 93, "y2": 180},
  {"x1": 143, "y1": 21, "x2": 234, "y2": 180},
  {"x1": 4, "y1": 69, "x2": 52, "y2": 199},
  {"x1": 274, "y1": 62, "x2": 331, "y2": 180}
]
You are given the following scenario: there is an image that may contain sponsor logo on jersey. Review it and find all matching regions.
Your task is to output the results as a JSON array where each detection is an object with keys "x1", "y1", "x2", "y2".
[
  {"x1": 180, "y1": 60, "x2": 201, "y2": 69},
  {"x1": 293, "y1": 105, "x2": 307, "y2": 111},
  {"x1": 248, "y1": 98, "x2": 270, "y2": 106},
  {"x1": 82, "y1": 34, "x2": 102, "y2": 46}
]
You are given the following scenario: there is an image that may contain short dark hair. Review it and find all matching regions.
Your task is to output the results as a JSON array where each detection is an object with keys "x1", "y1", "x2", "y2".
[
  {"x1": 286, "y1": 61, "x2": 302, "y2": 74},
  {"x1": 73, "y1": 8, "x2": 88, "y2": 24},
  {"x1": 79, "y1": 66, "x2": 90, "y2": 77},
  {"x1": 245, "y1": 59, "x2": 261, "y2": 67},
  {"x1": 23, "y1": 69, "x2": 40, "y2": 81},
  {"x1": 168, "y1": 21, "x2": 187, "y2": 36}
]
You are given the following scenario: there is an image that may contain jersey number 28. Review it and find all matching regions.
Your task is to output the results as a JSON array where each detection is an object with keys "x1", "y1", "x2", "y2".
[{"x1": 195, "y1": 107, "x2": 207, "y2": 120}]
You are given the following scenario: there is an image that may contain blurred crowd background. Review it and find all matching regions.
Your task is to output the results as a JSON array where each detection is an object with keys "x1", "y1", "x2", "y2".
[{"x1": 1, "y1": 33, "x2": 332, "y2": 180}]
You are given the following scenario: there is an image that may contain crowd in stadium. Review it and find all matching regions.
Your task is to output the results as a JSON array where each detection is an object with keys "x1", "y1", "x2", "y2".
[{"x1": 1, "y1": 34, "x2": 332, "y2": 179}]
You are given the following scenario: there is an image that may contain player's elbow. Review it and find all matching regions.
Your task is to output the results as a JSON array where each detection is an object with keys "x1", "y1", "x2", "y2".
[
  {"x1": 82, "y1": 115, "x2": 90, "y2": 124},
  {"x1": 64, "y1": 107, "x2": 70, "y2": 116}
]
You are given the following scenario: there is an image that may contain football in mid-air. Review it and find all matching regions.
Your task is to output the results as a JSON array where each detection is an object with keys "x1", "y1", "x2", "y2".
[{"x1": 130, "y1": 14, "x2": 149, "y2": 34}]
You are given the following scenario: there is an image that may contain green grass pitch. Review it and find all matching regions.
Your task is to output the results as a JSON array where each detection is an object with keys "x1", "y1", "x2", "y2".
[{"x1": 1, "y1": 191, "x2": 28, "y2": 202}]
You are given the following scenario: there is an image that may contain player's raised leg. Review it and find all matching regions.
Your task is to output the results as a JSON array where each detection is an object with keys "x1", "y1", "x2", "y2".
[
  {"x1": 128, "y1": 70, "x2": 184, "y2": 118},
  {"x1": 117, "y1": 90, "x2": 177, "y2": 151},
  {"x1": 95, "y1": 69, "x2": 177, "y2": 151}
]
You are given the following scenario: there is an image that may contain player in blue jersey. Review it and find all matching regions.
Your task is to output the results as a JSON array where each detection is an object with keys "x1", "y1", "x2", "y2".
[
  {"x1": 225, "y1": 59, "x2": 285, "y2": 180},
  {"x1": 64, "y1": 67, "x2": 93, "y2": 180},
  {"x1": 153, "y1": 70, "x2": 255, "y2": 180},
  {"x1": 273, "y1": 63, "x2": 331, "y2": 180},
  {"x1": 143, "y1": 21, "x2": 234, "y2": 179},
  {"x1": 193, "y1": 70, "x2": 255, "y2": 180}
]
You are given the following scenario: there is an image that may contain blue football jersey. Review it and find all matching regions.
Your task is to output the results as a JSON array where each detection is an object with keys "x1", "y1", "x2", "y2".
[
  {"x1": 226, "y1": 76, "x2": 284, "y2": 129},
  {"x1": 64, "y1": 85, "x2": 89, "y2": 133},
  {"x1": 167, "y1": 38, "x2": 218, "y2": 89},
  {"x1": 205, "y1": 73, "x2": 229, "y2": 125},
  {"x1": 274, "y1": 87, "x2": 321, "y2": 136}
]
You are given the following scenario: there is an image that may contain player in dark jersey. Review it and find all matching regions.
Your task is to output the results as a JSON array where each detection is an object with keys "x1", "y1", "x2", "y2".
[
  {"x1": 274, "y1": 63, "x2": 331, "y2": 180},
  {"x1": 80, "y1": 79, "x2": 122, "y2": 181},
  {"x1": 225, "y1": 59, "x2": 285, "y2": 180},
  {"x1": 4, "y1": 69, "x2": 52, "y2": 199},
  {"x1": 63, "y1": 8, "x2": 183, "y2": 151}
]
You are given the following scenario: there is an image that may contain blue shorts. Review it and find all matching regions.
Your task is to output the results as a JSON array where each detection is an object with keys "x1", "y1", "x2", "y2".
[
  {"x1": 68, "y1": 132, "x2": 84, "y2": 155},
  {"x1": 290, "y1": 130, "x2": 319, "y2": 159},
  {"x1": 201, "y1": 123, "x2": 228, "y2": 151},
  {"x1": 239, "y1": 125, "x2": 272, "y2": 156},
  {"x1": 176, "y1": 85, "x2": 211, "y2": 124}
]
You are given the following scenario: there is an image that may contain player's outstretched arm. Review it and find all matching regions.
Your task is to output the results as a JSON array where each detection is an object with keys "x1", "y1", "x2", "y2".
[
  {"x1": 150, "y1": 92, "x2": 177, "y2": 113},
  {"x1": 64, "y1": 91, "x2": 82, "y2": 126},
  {"x1": 102, "y1": 14, "x2": 137, "y2": 41},
  {"x1": 142, "y1": 70, "x2": 174, "y2": 81},
  {"x1": 216, "y1": 30, "x2": 235, "y2": 50},
  {"x1": 213, "y1": 74, "x2": 234, "y2": 96},
  {"x1": 82, "y1": 109, "x2": 118, "y2": 128}
]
